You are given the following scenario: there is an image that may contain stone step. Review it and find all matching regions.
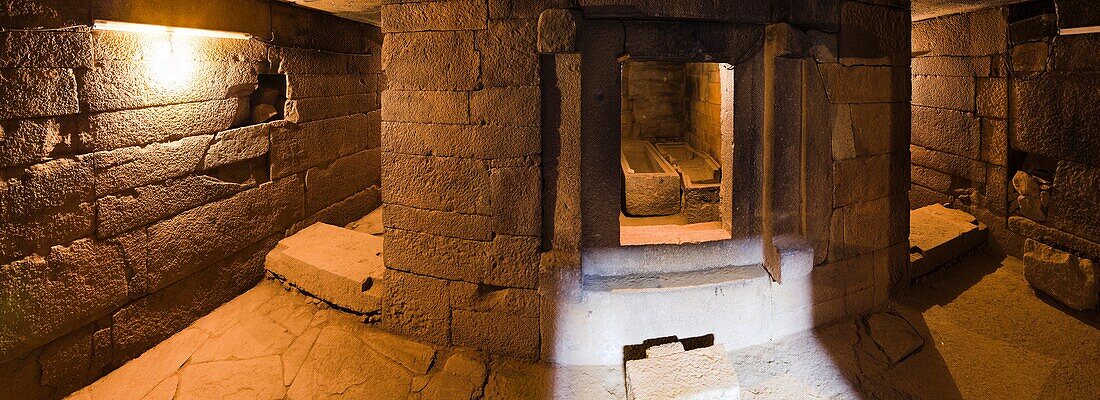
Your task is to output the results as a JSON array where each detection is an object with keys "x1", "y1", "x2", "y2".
[
  {"x1": 625, "y1": 342, "x2": 740, "y2": 400},
  {"x1": 909, "y1": 204, "x2": 988, "y2": 278},
  {"x1": 265, "y1": 222, "x2": 385, "y2": 314}
]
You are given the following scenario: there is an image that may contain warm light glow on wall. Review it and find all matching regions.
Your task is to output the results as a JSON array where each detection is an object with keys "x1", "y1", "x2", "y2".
[{"x1": 93, "y1": 20, "x2": 251, "y2": 89}]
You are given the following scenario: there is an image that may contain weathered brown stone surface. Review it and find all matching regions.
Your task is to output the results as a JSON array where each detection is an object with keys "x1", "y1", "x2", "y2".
[
  {"x1": 1024, "y1": 239, "x2": 1098, "y2": 311},
  {"x1": 912, "y1": 75, "x2": 975, "y2": 112},
  {"x1": 286, "y1": 74, "x2": 378, "y2": 99},
  {"x1": 0, "y1": 239, "x2": 128, "y2": 363},
  {"x1": 382, "y1": 269, "x2": 451, "y2": 345},
  {"x1": 912, "y1": 8, "x2": 1007, "y2": 57},
  {"x1": 452, "y1": 309, "x2": 539, "y2": 359},
  {"x1": 381, "y1": 152, "x2": 490, "y2": 214},
  {"x1": 818, "y1": 64, "x2": 908, "y2": 103},
  {"x1": 1048, "y1": 161, "x2": 1100, "y2": 245},
  {"x1": 382, "y1": 0, "x2": 487, "y2": 33},
  {"x1": 838, "y1": 1, "x2": 909, "y2": 66},
  {"x1": 0, "y1": 69, "x2": 79, "y2": 120},
  {"x1": 911, "y1": 106, "x2": 980, "y2": 160},
  {"x1": 384, "y1": 204, "x2": 493, "y2": 241},
  {"x1": 305, "y1": 149, "x2": 381, "y2": 215},
  {"x1": 383, "y1": 122, "x2": 539, "y2": 159},
  {"x1": 480, "y1": 18, "x2": 538, "y2": 87},
  {"x1": 78, "y1": 61, "x2": 258, "y2": 112},
  {"x1": 537, "y1": 9, "x2": 579, "y2": 54},
  {"x1": 270, "y1": 115, "x2": 374, "y2": 178},
  {"x1": 491, "y1": 166, "x2": 542, "y2": 237},
  {"x1": 86, "y1": 98, "x2": 245, "y2": 151},
  {"x1": 381, "y1": 90, "x2": 469, "y2": 124},
  {"x1": 285, "y1": 93, "x2": 378, "y2": 123},
  {"x1": 1011, "y1": 72, "x2": 1100, "y2": 167},
  {"x1": 0, "y1": 30, "x2": 92, "y2": 68},
  {"x1": 0, "y1": 117, "x2": 79, "y2": 169},
  {"x1": 200, "y1": 123, "x2": 270, "y2": 170},
  {"x1": 90, "y1": 135, "x2": 212, "y2": 197},
  {"x1": 382, "y1": 31, "x2": 479, "y2": 91}
]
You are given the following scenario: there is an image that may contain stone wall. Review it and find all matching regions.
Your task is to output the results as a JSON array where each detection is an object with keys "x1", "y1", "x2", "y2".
[
  {"x1": 910, "y1": 2, "x2": 1100, "y2": 264},
  {"x1": 621, "y1": 61, "x2": 688, "y2": 140},
  {"x1": 380, "y1": 0, "x2": 911, "y2": 362},
  {"x1": 0, "y1": 3, "x2": 383, "y2": 398},
  {"x1": 686, "y1": 62, "x2": 724, "y2": 162}
]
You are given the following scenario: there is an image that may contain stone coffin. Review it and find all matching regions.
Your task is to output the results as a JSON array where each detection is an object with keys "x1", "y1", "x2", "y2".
[
  {"x1": 656, "y1": 142, "x2": 721, "y2": 223},
  {"x1": 622, "y1": 140, "x2": 681, "y2": 216}
]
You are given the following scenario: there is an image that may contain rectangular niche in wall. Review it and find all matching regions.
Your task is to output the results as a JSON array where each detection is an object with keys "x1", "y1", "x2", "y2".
[{"x1": 619, "y1": 61, "x2": 735, "y2": 246}]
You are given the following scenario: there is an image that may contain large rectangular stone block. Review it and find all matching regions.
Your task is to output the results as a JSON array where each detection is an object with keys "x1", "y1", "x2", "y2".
[
  {"x1": 0, "y1": 0, "x2": 90, "y2": 28},
  {"x1": 817, "y1": 64, "x2": 908, "y2": 103},
  {"x1": 0, "y1": 69, "x2": 79, "y2": 120},
  {"x1": 384, "y1": 204, "x2": 492, "y2": 241},
  {"x1": 96, "y1": 175, "x2": 248, "y2": 238},
  {"x1": 832, "y1": 152, "x2": 907, "y2": 207},
  {"x1": 111, "y1": 236, "x2": 273, "y2": 363},
  {"x1": 1048, "y1": 161, "x2": 1100, "y2": 244},
  {"x1": 78, "y1": 60, "x2": 258, "y2": 112},
  {"x1": 382, "y1": 0, "x2": 487, "y2": 33},
  {"x1": 286, "y1": 74, "x2": 378, "y2": 99},
  {"x1": 0, "y1": 117, "x2": 78, "y2": 169},
  {"x1": 1052, "y1": 34, "x2": 1100, "y2": 72},
  {"x1": 382, "y1": 31, "x2": 480, "y2": 91},
  {"x1": 305, "y1": 148, "x2": 381, "y2": 215},
  {"x1": 382, "y1": 122, "x2": 539, "y2": 159},
  {"x1": 912, "y1": 8, "x2": 1007, "y2": 57},
  {"x1": 381, "y1": 152, "x2": 490, "y2": 215},
  {"x1": 911, "y1": 105, "x2": 980, "y2": 160},
  {"x1": 0, "y1": 239, "x2": 128, "y2": 363},
  {"x1": 0, "y1": 202, "x2": 94, "y2": 263},
  {"x1": 270, "y1": 115, "x2": 374, "y2": 178},
  {"x1": 911, "y1": 56, "x2": 993, "y2": 77},
  {"x1": 491, "y1": 166, "x2": 541, "y2": 236},
  {"x1": 478, "y1": 18, "x2": 538, "y2": 87},
  {"x1": 980, "y1": 117, "x2": 1007, "y2": 166},
  {"x1": 452, "y1": 309, "x2": 539, "y2": 359},
  {"x1": 200, "y1": 123, "x2": 270, "y2": 170},
  {"x1": 1011, "y1": 72, "x2": 1100, "y2": 167},
  {"x1": 0, "y1": 30, "x2": 91, "y2": 68},
  {"x1": 1, "y1": 158, "x2": 93, "y2": 221},
  {"x1": 383, "y1": 228, "x2": 491, "y2": 283},
  {"x1": 86, "y1": 98, "x2": 245, "y2": 151},
  {"x1": 830, "y1": 194, "x2": 907, "y2": 261},
  {"x1": 489, "y1": 234, "x2": 540, "y2": 288},
  {"x1": 910, "y1": 145, "x2": 985, "y2": 183},
  {"x1": 839, "y1": 1, "x2": 909, "y2": 66},
  {"x1": 382, "y1": 269, "x2": 451, "y2": 346},
  {"x1": 912, "y1": 75, "x2": 975, "y2": 112},
  {"x1": 270, "y1": 1, "x2": 373, "y2": 53},
  {"x1": 976, "y1": 77, "x2": 1007, "y2": 118},
  {"x1": 144, "y1": 177, "x2": 303, "y2": 292},
  {"x1": 1023, "y1": 239, "x2": 1098, "y2": 311},
  {"x1": 470, "y1": 86, "x2": 541, "y2": 127},
  {"x1": 90, "y1": 135, "x2": 211, "y2": 197},
  {"x1": 292, "y1": 187, "x2": 381, "y2": 233},
  {"x1": 846, "y1": 102, "x2": 909, "y2": 157},
  {"x1": 285, "y1": 93, "x2": 378, "y2": 123},
  {"x1": 380, "y1": 90, "x2": 469, "y2": 124},
  {"x1": 91, "y1": 29, "x2": 266, "y2": 64}
]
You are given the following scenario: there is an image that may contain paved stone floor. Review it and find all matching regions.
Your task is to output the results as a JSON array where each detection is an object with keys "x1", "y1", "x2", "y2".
[{"x1": 71, "y1": 252, "x2": 1099, "y2": 399}]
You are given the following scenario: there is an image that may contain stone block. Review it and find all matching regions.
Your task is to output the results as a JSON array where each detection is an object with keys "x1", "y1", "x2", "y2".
[
  {"x1": 830, "y1": 194, "x2": 907, "y2": 261},
  {"x1": 91, "y1": 29, "x2": 266, "y2": 64},
  {"x1": 0, "y1": 30, "x2": 91, "y2": 68},
  {"x1": 1052, "y1": 34, "x2": 1100, "y2": 72},
  {"x1": 452, "y1": 309, "x2": 539, "y2": 359},
  {"x1": 381, "y1": 0, "x2": 487, "y2": 33},
  {"x1": 0, "y1": 117, "x2": 78, "y2": 169},
  {"x1": 87, "y1": 98, "x2": 245, "y2": 151},
  {"x1": 382, "y1": 269, "x2": 451, "y2": 346},
  {"x1": 380, "y1": 90, "x2": 469, "y2": 124},
  {"x1": 470, "y1": 86, "x2": 541, "y2": 127},
  {"x1": 0, "y1": 157, "x2": 93, "y2": 220},
  {"x1": 912, "y1": 8, "x2": 1007, "y2": 57},
  {"x1": 1011, "y1": 72, "x2": 1100, "y2": 167},
  {"x1": 910, "y1": 184, "x2": 951, "y2": 209},
  {"x1": 912, "y1": 75, "x2": 974, "y2": 112},
  {"x1": 909, "y1": 205, "x2": 988, "y2": 278},
  {"x1": 382, "y1": 122, "x2": 539, "y2": 159},
  {"x1": 845, "y1": 102, "x2": 909, "y2": 158},
  {"x1": 382, "y1": 31, "x2": 479, "y2": 91},
  {"x1": 144, "y1": 177, "x2": 303, "y2": 292},
  {"x1": 266, "y1": 223, "x2": 384, "y2": 313},
  {"x1": 383, "y1": 228, "x2": 491, "y2": 283},
  {"x1": 911, "y1": 56, "x2": 993, "y2": 77},
  {"x1": 448, "y1": 281, "x2": 539, "y2": 316},
  {"x1": 912, "y1": 165, "x2": 953, "y2": 193},
  {"x1": 381, "y1": 152, "x2": 490, "y2": 214},
  {"x1": 980, "y1": 118, "x2": 1007, "y2": 166},
  {"x1": 480, "y1": 18, "x2": 538, "y2": 87},
  {"x1": 0, "y1": 0, "x2": 90, "y2": 29},
  {"x1": 286, "y1": 74, "x2": 377, "y2": 99},
  {"x1": 538, "y1": 9, "x2": 580, "y2": 53},
  {"x1": 0, "y1": 202, "x2": 94, "y2": 263},
  {"x1": 491, "y1": 166, "x2": 541, "y2": 236},
  {"x1": 1024, "y1": 239, "x2": 1098, "y2": 311},
  {"x1": 305, "y1": 148, "x2": 381, "y2": 215},
  {"x1": 292, "y1": 187, "x2": 381, "y2": 233},
  {"x1": 911, "y1": 145, "x2": 985, "y2": 183},
  {"x1": 832, "y1": 153, "x2": 906, "y2": 207},
  {"x1": 1011, "y1": 42, "x2": 1048, "y2": 73},
  {"x1": 1048, "y1": 161, "x2": 1100, "y2": 244},
  {"x1": 624, "y1": 344, "x2": 740, "y2": 400},
  {"x1": 78, "y1": 60, "x2": 258, "y2": 112},
  {"x1": 39, "y1": 324, "x2": 107, "y2": 396},
  {"x1": 285, "y1": 92, "x2": 378, "y2": 123},
  {"x1": 911, "y1": 106, "x2": 980, "y2": 160},
  {"x1": 839, "y1": 1, "x2": 908, "y2": 66},
  {"x1": 200, "y1": 123, "x2": 270, "y2": 170},
  {"x1": 976, "y1": 77, "x2": 1007, "y2": 118},
  {"x1": 489, "y1": 234, "x2": 540, "y2": 289},
  {"x1": 0, "y1": 68, "x2": 79, "y2": 120},
  {"x1": 384, "y1": 204, "x2": 492, "y2": 241},
  {"x1": 0, "y1": 239, "x2": 128, "y2": 363},
  {"x1": 96, "y1": 175, "x2": 248, "y2": 238},
  {"x1": 270, "y1": 115, "x2": 374, "y2": 178},
  {"x1": 90, "y1": 134, "x2": 211, "y2": 197},
  {"x1": 817, "y1": 63, "x2": 908, "y2": 103},
  {"x1": 269, "y1": 1, "x2": 373, "y2": 53},
  {"x1": 276, "y1": 47, "x2": 351, "y2": 75},
  {"x1": 111, "y1": 236, "x2": 273, "y2": 363}
]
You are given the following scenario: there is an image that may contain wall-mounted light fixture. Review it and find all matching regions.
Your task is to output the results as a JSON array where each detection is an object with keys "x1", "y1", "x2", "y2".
[
  {"x1": 92, "y1": 20, "x2": 251, "y2": 89},
  {"x1": 92, "y1": 20, "x2": 252, "y2": 40}
]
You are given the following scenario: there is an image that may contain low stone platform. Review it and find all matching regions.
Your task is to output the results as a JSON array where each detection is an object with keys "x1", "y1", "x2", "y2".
[
  {"x1": 265, "y1": 222, "x2": 385, "y2": 314},
  {"x1": 909, "y1": 204, "x2": 988, "y2": 279},
  {"x1": 625, "y1": 343, "x2": 740, "y2": 400}
]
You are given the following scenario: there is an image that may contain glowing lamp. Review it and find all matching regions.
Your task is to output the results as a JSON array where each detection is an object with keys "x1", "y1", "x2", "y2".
[{"x1": 92, "y1": 20, "x2": 251, "y2": 89}]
